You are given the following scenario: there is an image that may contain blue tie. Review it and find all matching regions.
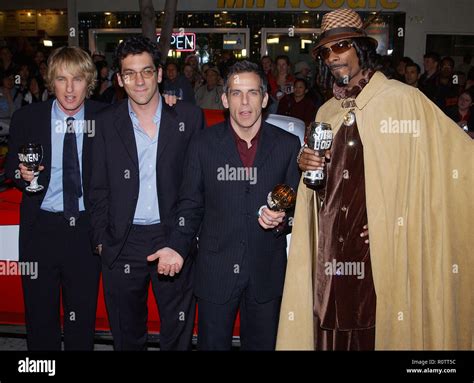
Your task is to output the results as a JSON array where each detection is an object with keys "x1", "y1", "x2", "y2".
[{"x1": 63, "y1": 117, "x2": 82, "y2": 220}]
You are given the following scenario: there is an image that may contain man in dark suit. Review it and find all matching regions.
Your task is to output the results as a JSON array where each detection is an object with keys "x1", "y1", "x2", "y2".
[
  {"x1": 148, "y1": 61, "x2": 301, "y2": 350},
  {"x1": 6, "y1": 46, "x2": 104, "y2": 350},
  {"x1": 89, "y1": 36, "x2": 204, "y2": 350}
]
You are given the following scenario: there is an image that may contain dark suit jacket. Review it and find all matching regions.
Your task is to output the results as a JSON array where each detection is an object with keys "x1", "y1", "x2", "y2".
[
  {"x1": 6, "y1": 99, "x2": 107, "y2": 251},
  {"x1": 168, "y1": 121, "x2": 301, "y2": 304},
  {"x1": 89, "y1": 98, "x2": 205, "y2": 267}
]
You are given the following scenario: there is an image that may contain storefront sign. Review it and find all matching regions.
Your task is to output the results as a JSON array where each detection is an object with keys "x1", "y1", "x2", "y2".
[
  {"x1": 157, "y1": 32, "x2": 196, "y2": 52},
  {"x1": 217, "y1": 0, "x2": 400, "y2": 9}
]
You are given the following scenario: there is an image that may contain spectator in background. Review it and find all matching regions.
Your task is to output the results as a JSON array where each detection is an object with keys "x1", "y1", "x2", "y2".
[
  {"x1": 33, "y1": 50, "x2": 46, "y2": 69},
  {"x1": 183, "y1": 63, "x2": 200, "y2": 90},
  {"x1": 394, "y1": 57, "x2": 413, "y2": 82},
  {"x1": 218, "y1": 51, "x2": 236, "y2": 81},
  {"x1": 434, "y1": 56, "x2": 459, "y2": 112},
  {"x1": 100, "y1": 71, "x2": 127, "y2": 104},
  {"x1": 92, "y1": 60, "x2": 112, "y2": 101},
  {"x1": 185, "y1": 54, "x2": 203, "y2": 89},
  {"x1": 17, "y1": 63, "x2": 31, "y2": 99},
  {"x1": 419, "y1": 51, "x2": 440, "y2": 101},
  {"x1": 195, "y1": 66, "x2": 224, "y2": 110},
  {"x1": 276, "y1": 78, "x2": 318, "y2": 129},
  {"x1": 92, "y1": 51, "x2": 106, "y2": 63},
  {"x1": 465, "y1": 67, "x2": 474, "y2": 90},
  {"x1": 22, "y1": 76, "x2": 49, "y2": 105},
  {"x1": 38, "y1": 61, "x2": 49, "y2": 85},
  {"x1": 294, "y1": 61, "x2": 312, "y2": 83},
  {"x1": 404, "y1": 62, "x2": 421, "y2": 88},
  {"x1": 0, "y1": 47, "x2": 17, "y2": 73},
  {"x1": 456, "y1": 53, "x2": 472, "y2": 77},
  {"x1": 268, "y1": 55, "x2": 296, "y2": 101},
  {"x1": 0, "y1": 69, "x2": 23, "y2": 122},
  {"x1": 446, "y1": 88, "x2": 474, "y2": 137},
  {"x1": 163, "y1": 61, "x2": 196, "y2": 104},
  {"x1": 261, "y1": 55, "x2": 273, "y2": 76}
]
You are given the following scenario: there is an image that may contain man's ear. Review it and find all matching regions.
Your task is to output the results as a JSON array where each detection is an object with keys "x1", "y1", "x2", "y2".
[
  {"x1": 262, "y1": 92, "x2": 269, "y2": 108},
  {"x1": 117, "y1": 73, "x2": 124, "y2": 88},
  {"x1": 157, "y1": 67, "x2": 163, "y2": 84},
  {"x1": 222, "y1": 92, "x2": 229, "y2": 109}
]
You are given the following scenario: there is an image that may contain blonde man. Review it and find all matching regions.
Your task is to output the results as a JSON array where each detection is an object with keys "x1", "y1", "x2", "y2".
[{"x1": 6, "y1": 46, "x2": 106, "y2": 350}]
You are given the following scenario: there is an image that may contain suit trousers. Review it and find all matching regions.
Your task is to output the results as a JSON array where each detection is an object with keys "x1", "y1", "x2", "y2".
[
  {"x1": 21, "y1": 210, "x2": 101, "y2": 350},
  {"x1": 101, "y1": 223, "x2": 196, "y2": 350},
  {"x1": 197, "y1": 255, "x2": 282, "y2": 351}
]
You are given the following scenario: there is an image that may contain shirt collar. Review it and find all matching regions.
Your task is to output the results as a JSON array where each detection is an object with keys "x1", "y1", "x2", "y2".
[
  {"x1": 230, "y1": 122, "x2": 261, "y2": 147},
  {"x1": 128, "y1": 97, "x2": 162, "y2": 128},
  {"x1": 52, "y1": 98, "x2": 85, "y2": 122}
]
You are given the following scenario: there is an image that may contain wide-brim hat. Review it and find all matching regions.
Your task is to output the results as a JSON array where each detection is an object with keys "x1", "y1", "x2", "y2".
[{"x1": 313, "y1": 9, "x2": 378, "y2": 56}]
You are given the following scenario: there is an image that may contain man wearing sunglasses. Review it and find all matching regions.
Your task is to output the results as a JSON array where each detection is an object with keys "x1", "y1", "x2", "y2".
[
  {"x1": 277, "y1": 8, "x2": 472, "y2": 351},
  {"x1": 89, "y1": 36, "x2": 204, "y2": 350}
]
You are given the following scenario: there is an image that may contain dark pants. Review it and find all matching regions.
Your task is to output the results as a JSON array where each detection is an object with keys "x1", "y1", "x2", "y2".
[
  {"x1": 21, "y1": 210, "x2": 101, "y2": 351},
  {"x1": 101, "y1": 224, "x2": 196, "y2": 351},
  {"x1": 197, "y1": 261, "x2": 281, "y2": 351},
  {"x1": 315, "y1": 318, "x2": 376, "y2": 350}
]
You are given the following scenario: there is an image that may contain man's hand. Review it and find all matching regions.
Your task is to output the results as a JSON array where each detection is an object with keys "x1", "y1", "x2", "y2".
[
  {"x1": 147, "y1": 247, "x2": 184, "y2": 277},
  {"x1": 360, "y1": 224, "x2": 369, "y2": 244},
  {"x1": 298, "y1": 148, "x2": 331, "y2": 172},
  {"x1": 163, "y1": 93, "x2": 178, "y2": 107},
  {"x1": 258, "y1": 207, "x2": 286, "y2": 230},
  {"x1": 19, "y1": 163, "x2": 44, "y2": 182}
]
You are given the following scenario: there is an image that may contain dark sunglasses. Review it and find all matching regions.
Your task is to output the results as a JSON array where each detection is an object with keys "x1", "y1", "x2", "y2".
[{"x1": 317, "y1": 40, "x2": 353, "y2": 60}]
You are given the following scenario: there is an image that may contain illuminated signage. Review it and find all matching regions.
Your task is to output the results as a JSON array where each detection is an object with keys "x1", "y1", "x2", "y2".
[
  {"x1": 217, "y1": 0, "x2": 400, "y2": 10},
  {"x1": 156, "y1": 32, "x2": 196, "y2": 52}
]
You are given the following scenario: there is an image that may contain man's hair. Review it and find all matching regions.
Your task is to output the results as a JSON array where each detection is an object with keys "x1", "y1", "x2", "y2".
[
  {"x1": 165, "y1": 61, "x2": 179, "y2": 71},
  {"x1": 399, "y1": 56, "x2": 414, "y2": 66},
  {"x1": 423, "y1": 52, "x2": 441, "y2": 63},
  {"x1": 46, "y1": 46, "x2": 97, "y2": 97},
  {"x1": 318, "y1": 37, "x2": 378, "y2": 89},
  {"x1": 441, "y1": 56, "x2": 455, "y2": 68},
  {"x1": 114, "y1": 35, "x2": 161, "y2": 73},
  {"x1": 405, "y1": 62, "x2": 421, "y2": 74},
  {"x1": 275, "y1": 55, "x2": 290, "y2": 66},
  {"x1": 294, "y1": 78, "x2": 309, "y2": 89},
  {"x1": 223, "y1": 60, "x2": 268, "y2": 94}
]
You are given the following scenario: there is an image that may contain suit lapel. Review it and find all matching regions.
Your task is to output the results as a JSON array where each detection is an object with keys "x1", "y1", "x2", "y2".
[
  {"x1": 114, "y1": 101, "x2": 139, "y2": 170},
  {"x1": 217, "y1": 121, "x2": 245, "y2": 168},
  {"x1": 157, "y1": 99, "x2": 176, "y2": 163},
  {"x1": 253, "y1": 122, "x2": 276, "y2": 169},
  {"x1": 40, "y1": 99, "x2": 54, "y2": 182},
  {"x1": 82, "y1": 100, "x2": 94, "y2": 186}
]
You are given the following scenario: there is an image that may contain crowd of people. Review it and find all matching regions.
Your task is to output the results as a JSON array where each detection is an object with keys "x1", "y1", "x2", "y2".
[
  {"x1": 1, "y1": 7, "x2": 472, "y2": 352},
  {"x1": 1, "y1": 39, "x2": 473, "y2": 139}
]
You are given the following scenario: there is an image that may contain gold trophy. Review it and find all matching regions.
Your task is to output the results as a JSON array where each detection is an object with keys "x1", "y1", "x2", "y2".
[{"x1": 266, "y1": 184, "x2": 297, "y2": 234}]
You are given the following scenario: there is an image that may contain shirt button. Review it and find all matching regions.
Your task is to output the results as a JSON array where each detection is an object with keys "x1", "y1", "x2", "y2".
[
  {"x1": 338, "y1": 236, "x2": 344, "y2": 243},
  {"x1": 149, "y1": 164, "x2": 152, "y2": 169},
  {"x1": 341, "y1": 206, "x2": 347, "y2": 212},
  {"x1": 148, "y1": 185, "x2": 152, "y2": 189},
  {"x1": 147, "y1": 206, "x2": 151, "y2": 210}
]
